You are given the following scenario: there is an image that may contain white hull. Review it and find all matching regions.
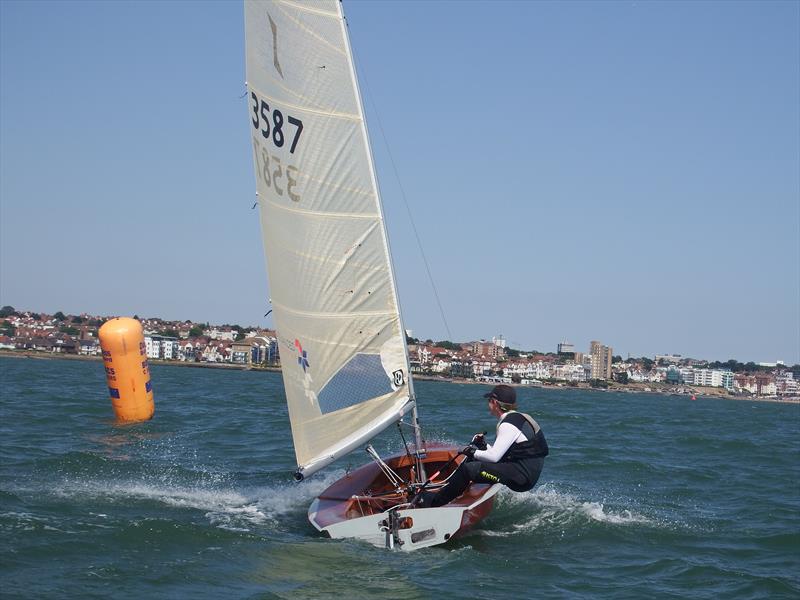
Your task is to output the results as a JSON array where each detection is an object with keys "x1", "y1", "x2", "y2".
[{"x1": 309, "y1": 484, "x2": 501, "y2": 551}]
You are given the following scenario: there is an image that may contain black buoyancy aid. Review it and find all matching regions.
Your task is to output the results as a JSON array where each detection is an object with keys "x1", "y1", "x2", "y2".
[{"x1": 498, "y1": 411, "x2": 549, "y2": 461}]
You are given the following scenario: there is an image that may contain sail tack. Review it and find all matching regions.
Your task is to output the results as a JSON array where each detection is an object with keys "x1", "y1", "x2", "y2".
[{"x1": 245, "y1": 0, "x2": 411, "y2": 477}]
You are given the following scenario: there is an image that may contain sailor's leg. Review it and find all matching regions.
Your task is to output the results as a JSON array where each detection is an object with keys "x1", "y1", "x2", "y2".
[
  {"x1": 476, "y1": 458, "x2": 545, "y2": 492},
  {"x1": 428, "y1": 458, "x2": 545, "y2": 507},
  {"x1": 430, "y1": 460, "x2": 483, "y2": 507}
]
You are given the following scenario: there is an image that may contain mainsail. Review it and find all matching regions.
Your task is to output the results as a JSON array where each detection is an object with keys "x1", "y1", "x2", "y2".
[{"x1": 245, "y1": 0, "x2": 414, "y2": 478}]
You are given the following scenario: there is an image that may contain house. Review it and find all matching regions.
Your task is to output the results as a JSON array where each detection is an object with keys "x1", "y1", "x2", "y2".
[
  {"x1": 416, "y1": 345, "x2": 450, "y2": 367},
  {"x1": 178, "y1": 340, "x2": 197, "y2": 361},
  {"x1": 734, "y1": 374, "x2": 777, "y2": 397},
  {"x1": 205, "y1": 327, "x2": 236, "y2": 341},
  {"x1": 449, "y1": 357, "x2": 473, "y2": 379},
  {"x1": 230, "y1": 337, "x2": 276, "y2": 364},
  {"x1": 78, "y1": 339, "x2": 100, "y2": 355},
  {"x1": 775, "y1": 371, "x2": 799, "y2": 397},
  {"x1": 471, "y1": 358, "x2": 497, "y2": 378},
  {"x1": 202, "y1": 342, "x2": 231, "y2": 363},
  {"x1": 551, "y1": 363, "x2": 586, "y2": 382}
]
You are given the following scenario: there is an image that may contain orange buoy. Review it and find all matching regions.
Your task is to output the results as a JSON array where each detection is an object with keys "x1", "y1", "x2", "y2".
[{"x1": 98, "y1": 317, "x2": 154, "y2": 422}]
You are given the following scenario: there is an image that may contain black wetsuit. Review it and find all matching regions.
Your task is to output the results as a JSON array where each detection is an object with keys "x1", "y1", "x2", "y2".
[{"x1": 429, "y1": 412, "x2": 548, "y2": 507}]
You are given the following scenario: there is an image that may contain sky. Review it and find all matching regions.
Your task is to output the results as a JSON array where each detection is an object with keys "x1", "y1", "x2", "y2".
[{"x1": 1, "y1": 1, "x2": 798, "y2": 364}]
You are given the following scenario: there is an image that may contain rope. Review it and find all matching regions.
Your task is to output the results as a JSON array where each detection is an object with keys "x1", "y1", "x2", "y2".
[
  {"x1": 365, "y1": 445, "x2": 404, "y2": 488},
  {"x1": 397, "y1": 421, "x2": 413, "y2": 467}
]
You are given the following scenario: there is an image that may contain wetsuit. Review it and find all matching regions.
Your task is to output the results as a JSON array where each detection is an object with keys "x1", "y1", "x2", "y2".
[{"x1": 428, "y1": 411, "x2": 549, "y2": 507}]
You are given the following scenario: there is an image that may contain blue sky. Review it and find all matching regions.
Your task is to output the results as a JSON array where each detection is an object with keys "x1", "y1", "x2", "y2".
[{"x1": 1, "y1": 1, "x2": 797, "y2": 363}]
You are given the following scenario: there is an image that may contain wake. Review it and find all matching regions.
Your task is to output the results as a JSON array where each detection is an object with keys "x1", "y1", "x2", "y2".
[
  {"x1": 15, "y1": 468, "x2": 353, "y2": 533},
  {"x1": 477, "y1": 483, "x2": 657, "y2": 538}
]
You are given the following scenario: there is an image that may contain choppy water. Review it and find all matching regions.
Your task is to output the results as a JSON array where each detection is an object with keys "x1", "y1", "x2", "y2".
[{"x1": 1, "y1": 356, "x2": 798, "y2": 599}]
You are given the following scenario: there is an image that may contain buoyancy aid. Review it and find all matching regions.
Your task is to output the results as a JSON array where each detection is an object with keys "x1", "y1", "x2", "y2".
[{"x1": 497, "y1": 411, "x2": 549, "y2": 461}]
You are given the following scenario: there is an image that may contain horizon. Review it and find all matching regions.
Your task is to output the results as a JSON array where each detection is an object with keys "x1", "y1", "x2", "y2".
[{"x1": 1, "y1": 1, "x2": 798, "y2": 364}]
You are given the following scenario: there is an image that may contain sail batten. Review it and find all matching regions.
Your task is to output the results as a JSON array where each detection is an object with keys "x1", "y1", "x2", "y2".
[
  {"x1": 262, "y1": 199, "x2": 381, "y2": 219},
  {"x1": 245, "y1": 0, "x2": 411, "y2": 473},
  {"x1": 277, "y1": 0, "x2": 340, "y2": 19},
  {"x1": 271, "y1": 304, "x2": 398, "y2": 320}
]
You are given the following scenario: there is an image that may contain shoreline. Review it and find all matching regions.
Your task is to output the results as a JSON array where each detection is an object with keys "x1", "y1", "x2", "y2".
[
  {"x1": 403, "y1": 374, "x2": 800, "y2": 405},
  {"x1": 2, "y1": 350, "x2": 797, "y2": 404},
  {"x1": 0, "y1": 349, "x2": 281, "y2": 373}
]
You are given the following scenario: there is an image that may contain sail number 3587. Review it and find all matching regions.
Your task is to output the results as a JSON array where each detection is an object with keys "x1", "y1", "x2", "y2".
[{"x1": 251, "y1": 91, "x2": 303, "y2": 154}]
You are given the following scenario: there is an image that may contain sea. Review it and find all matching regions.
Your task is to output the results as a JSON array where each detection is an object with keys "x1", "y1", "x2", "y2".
[{"x1": 1, "y1": 355, "x2": 798, "y2": 599}]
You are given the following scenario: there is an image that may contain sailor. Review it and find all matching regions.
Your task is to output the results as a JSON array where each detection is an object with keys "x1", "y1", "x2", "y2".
[{"x1": 424, "y1": 384, "x2": 548, "y2": 508}]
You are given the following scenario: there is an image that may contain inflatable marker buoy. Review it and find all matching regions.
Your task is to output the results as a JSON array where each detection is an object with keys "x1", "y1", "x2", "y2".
[{"x1": 98, "y1": 317, "x2": 154, "y2": 422}]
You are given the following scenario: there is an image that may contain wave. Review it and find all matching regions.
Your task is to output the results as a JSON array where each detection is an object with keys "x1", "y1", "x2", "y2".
[
  {"x1": 0, "y1": 510, "x2": 74, "y2": 534},
  {"x1": 472, "y1": 483, "x2": 659, "y2": 539},
  {"x1": 7, "y1": 467, "x2": 354, "y2": 535}
]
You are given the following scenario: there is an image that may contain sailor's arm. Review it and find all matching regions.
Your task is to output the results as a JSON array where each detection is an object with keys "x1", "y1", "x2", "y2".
[{"x1": 473, "y1": 422, "x2": 520, "y2": 463}]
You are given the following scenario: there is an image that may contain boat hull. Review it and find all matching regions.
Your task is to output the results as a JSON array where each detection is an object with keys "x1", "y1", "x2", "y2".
[{"x1": 307, "y1": 444, "x2": 500, "y2": 551}]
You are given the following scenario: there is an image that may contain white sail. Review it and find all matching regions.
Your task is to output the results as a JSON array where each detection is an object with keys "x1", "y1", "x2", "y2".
[{"x1": 245, "y1": 0, "x2": 413, "y2": 478}]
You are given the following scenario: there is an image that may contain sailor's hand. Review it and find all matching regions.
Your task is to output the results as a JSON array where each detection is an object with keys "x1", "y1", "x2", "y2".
[
  {"x1": 471, "y1": 433, "x2": 487, "y2": 450},
  {"x1": 462, "y1": 445, "x2": 477, "y2": 459}
]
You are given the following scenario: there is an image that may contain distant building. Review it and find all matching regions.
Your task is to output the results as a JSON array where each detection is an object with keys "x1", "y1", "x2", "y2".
[
  {"x1": 449, "y1": 358, "x2": 473, "y2": 379},
  {"x1": 557, "y1": 341, "x2": 575, "y2": 355},
  {"x1": 145, "y1": 336, "x2": 160, "y2": 359},
  {"x1": 775, "y1": 372, "x2": 799, "y2": 397},
  {"x1": 681, "y1": 368, "x2": 735, "y2": 389},
  {"x1": 144, "y1": 335, "x2": 179, "y2": 359},
  {"x1": 655, "y1": 354, "x2": 682, "y2": 364},
  {"x1": 557, "y1": 341, "x2": 577, "y2": 361},
  {"x1": 551, "y1": 363, "x2": 586, "y2": 382},
  {"x1": 665, "y1": 366, "x2": 682, "y2": 384},
  {"x1": 590, "y1": 340, "x2": 613, "y2": 380},
  {"x1": 757, "y1": 361, "x2": 784, "y2": 368},
  {"x1": 230, "y1": 336, "x2": 278, "y2": 365},
  {"x1": 179, "y1": 341, "x2": 197, "y2": 362},
  {"x1": 205, "y1": 327, "x2": 236, "y2": 341},
  {"x1": 78, "y1": 339, "x2": 100, "y2": 356},
  {"x1": 735, "y1": 374, "x2": 777, "y2": 397},
  {"x1": 492, "y1": 335, "x2": 507, "y2": 349},
  {"x1": 471, "y1": 340, "x2": 505, "y2": 359}
]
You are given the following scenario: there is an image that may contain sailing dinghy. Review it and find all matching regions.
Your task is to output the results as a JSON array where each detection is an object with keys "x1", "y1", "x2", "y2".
[{"x1": 244, "y1": 0, "x2": 500, "y2": 551}]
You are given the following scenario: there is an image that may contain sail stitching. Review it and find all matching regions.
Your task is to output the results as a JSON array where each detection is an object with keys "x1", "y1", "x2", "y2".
[
  {"x1": 271, "y1": 300, "x2": 397, "y2": 319},
  {"x1": 265, "y1": 196, "x2": 379, "y2": 219}
]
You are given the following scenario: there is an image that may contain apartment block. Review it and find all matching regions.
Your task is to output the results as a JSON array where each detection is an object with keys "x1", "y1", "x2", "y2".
[{"x1": 590, "y1": 340, "x2": 613, "y2": 380}]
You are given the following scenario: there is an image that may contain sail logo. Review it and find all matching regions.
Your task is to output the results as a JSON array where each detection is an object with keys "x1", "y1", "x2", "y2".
[
  {"x1": 268, "y1": 14, "x2": 283, "y2": 78},
  {"x1": 392, "y1": 369, "x2": 405, "y2": 387},
  {"x1": 294, "y1": 339, "x2": 310, "y2": 372}
]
